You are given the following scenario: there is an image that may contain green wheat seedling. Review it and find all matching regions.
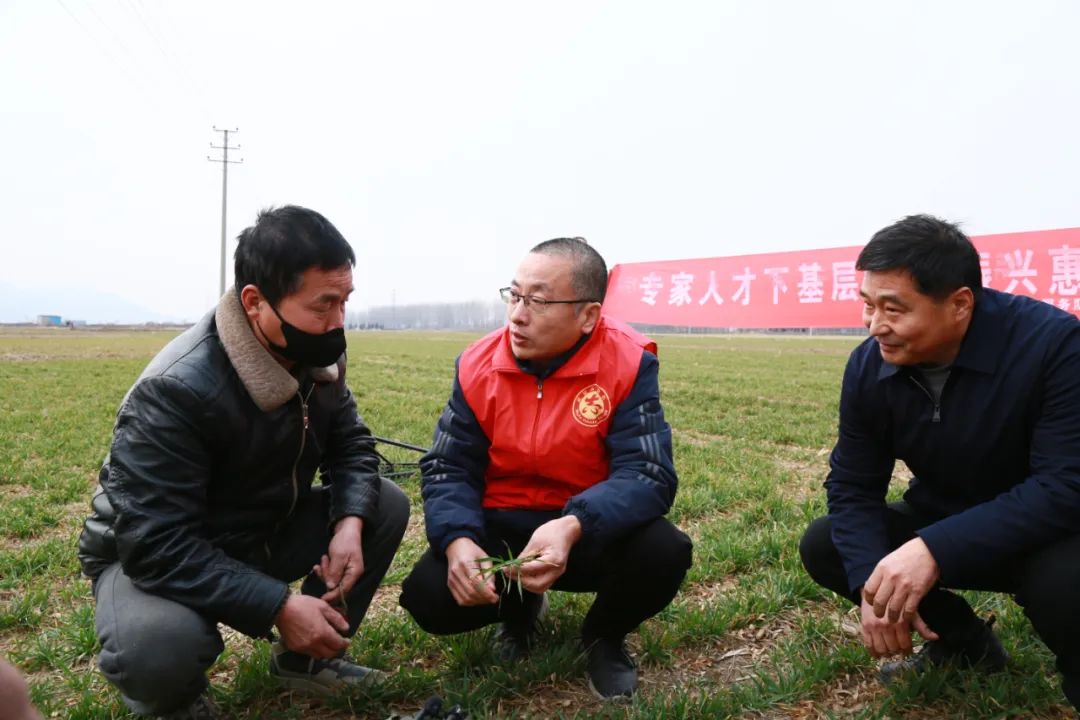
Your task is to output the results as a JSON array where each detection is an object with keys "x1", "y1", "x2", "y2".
[{"x1": 474, "y1": 545, "x2": 560, "y2": 601}]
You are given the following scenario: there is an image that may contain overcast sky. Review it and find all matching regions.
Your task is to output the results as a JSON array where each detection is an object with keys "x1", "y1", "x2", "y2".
[{"x1": 2, "y1": 1, "x2": 1079, "y2": 322}]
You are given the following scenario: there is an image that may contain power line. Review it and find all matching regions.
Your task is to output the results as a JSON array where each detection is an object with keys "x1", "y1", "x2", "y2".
[
  {"x1": 116, "y1": 0, "x2": 207, "y2": 110},
  {"x1": 208, "y1": 128, "x2": 243, "y2": 297},
  {"x1": 52, "y1": 0, "x2": 163, "y2": 112},
  {"x1": 54, "y1": 0, "x2": 209, "y2": 118},
  {"x1": 79, "y1": 0, "x2": 140, "y2": 61},
  {"x1": 119, "y1": 0, "x2": 171, "y2": 62}
]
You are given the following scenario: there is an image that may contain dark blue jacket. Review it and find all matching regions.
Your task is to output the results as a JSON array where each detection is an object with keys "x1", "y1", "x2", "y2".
[
  {"x1": 421, "y1": 342, "x2": 677, "y2": 555},
  {"x1": 827, "y1": 288, "x2": 1080, "y2": 592}
]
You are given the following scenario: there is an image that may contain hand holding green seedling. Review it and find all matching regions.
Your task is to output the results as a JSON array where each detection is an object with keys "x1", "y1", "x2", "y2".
[
  {"x1": 446, "y1": 537, "x2": 500, "y2": 606},
  {"x1": 508, "y1": 516, "x2": 581, "y2": 594},
  {"x1": 473, "y1": 547, "x2": 551, "y2": 602}
]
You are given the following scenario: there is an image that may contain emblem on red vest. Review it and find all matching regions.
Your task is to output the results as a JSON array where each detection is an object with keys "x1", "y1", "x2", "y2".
[{"x1": 572, "y1": 384, "x2": 611, "y2": 427}]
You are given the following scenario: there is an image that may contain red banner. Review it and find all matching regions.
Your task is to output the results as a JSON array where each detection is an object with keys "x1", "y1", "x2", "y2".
[{"x1": 603, "y1": 227, "x2": 1080, "y2": 328}]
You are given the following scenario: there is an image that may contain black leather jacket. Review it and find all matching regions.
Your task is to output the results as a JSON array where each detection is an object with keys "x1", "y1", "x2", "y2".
[{"x1": 78, "y1": 292, "x2": 381, "y2": 638}]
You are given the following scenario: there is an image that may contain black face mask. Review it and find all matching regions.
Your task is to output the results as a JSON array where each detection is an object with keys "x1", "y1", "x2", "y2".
[{"x1": 261, "y1": 302, "x2": 346, "y2": 368}]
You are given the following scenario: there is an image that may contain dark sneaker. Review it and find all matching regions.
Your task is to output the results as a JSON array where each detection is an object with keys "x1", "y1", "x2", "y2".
[
  {"x1": 492, "y1": 592, "x2": 548, "y2": 663},
  {"x1": 584, "y1": 634, "x2": 637, "y2": 700},
  {"x1": 880, "y1": 615, "x2": 1009, "y2": 684},
  {"x1": 269, "y1": 641, "x2": 385, "y2": 694},
  {"x1": 157, "y1": 695, "x2": 221, "y2": 720}
]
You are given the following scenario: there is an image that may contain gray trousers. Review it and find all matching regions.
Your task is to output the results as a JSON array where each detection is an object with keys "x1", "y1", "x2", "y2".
[{"x1": 93, "y1": 478, "x2": 410, "y2": 716}]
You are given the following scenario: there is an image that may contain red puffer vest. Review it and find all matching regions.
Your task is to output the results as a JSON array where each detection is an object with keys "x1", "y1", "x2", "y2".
[{"x1": 458, "y1": 315, "x2": 657, "y2": 510}]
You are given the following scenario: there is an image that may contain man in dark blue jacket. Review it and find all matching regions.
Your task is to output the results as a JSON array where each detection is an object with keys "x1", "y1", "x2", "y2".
[{"x1": 799, "y1": 214, "x2": 1080, "y2": 709}]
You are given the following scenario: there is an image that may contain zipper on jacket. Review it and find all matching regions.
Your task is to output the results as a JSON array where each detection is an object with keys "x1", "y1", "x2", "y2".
[
  {"x1": 907, "y1": 375, "x2": 941, "y2": 423},
  {"x1": 265, "y1": 383, "x2": 315, "y2": 562},
  {"x1": 531, "y1": 378, "x2": 544, "y2": 475},
  {"x1": 287, "y1": 384, "x2": 315, "y2": 519}
]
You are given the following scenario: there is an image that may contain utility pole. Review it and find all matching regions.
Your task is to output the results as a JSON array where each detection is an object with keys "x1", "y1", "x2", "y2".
[{"x1": 207, "y1": 127, "x2": 243, "y2": 297}]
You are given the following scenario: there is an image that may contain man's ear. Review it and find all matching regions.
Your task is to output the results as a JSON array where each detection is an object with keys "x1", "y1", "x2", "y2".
[
  {"x1": 580, "y1": 302, "x2": 602, "y2": 334},
  {"x1": 951, "y1": 287, "x2": 975, "y2": 322},
  {"x1": 239, "y1": 285, "x2": 264, "y2": 321}
]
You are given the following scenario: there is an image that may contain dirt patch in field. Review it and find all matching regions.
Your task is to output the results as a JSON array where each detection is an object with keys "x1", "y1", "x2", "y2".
[
  {"x1": 366, "y1": 583, "x2": 405, "y2": 619},
  {"x1": 676, "y1": 428, "x2": 821, "y2": 454},
  {"x1": 771, "y1": 448, "x2": 829, "y2": 503},
  {"x1": 664, "y1": 612, "x2": 801, "y2": 688},
  {"x1": 0, "y1": 348, "x2": 154, "y2": 362},
  {"x1": 682, "y1": 575, "x2": 741, "y2": 603},
  {"x1": 474, "y1": 677, "x2": 605, "y2": 719},
  {"x1": 674, "y1": 428, "x2": 717, "y2": 448},
  {"x1": 770, "y1": 450, "x2": 914, "y2": 506},
  {"x1": 748, "y1": 675, "x2": 882, "y2": 719},
  {"x1": 0, "y1": 351, "x2": 54, "y2": 362}
]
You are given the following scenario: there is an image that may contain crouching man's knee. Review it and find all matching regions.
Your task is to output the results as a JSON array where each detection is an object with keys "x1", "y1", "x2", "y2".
[
  {"x1": 797, "y1": 515, "x2": 858, "y2": 603},
  {"x1": 94, "y1": 565, "x2": 223, "y2": 715},
  {"x1": 400, "y1": 559, "x2": 454, "y2": 633},
  {"x1": 798, "y1": 516, "x2": 834, "y2": 579}
]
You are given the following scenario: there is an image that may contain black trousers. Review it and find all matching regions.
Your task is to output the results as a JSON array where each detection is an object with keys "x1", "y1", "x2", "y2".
[
  {"x1": 799, "y1": 502, "x2": 1080, "y2": 708},
  {"x1": 400, "y1": 511, "x2": 693, "y2": 641}
]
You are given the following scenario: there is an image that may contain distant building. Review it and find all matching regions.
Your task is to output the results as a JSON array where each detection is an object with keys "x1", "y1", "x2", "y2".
[{"x1": 36, "y1": 314, "x2": 62, "y2": 327}]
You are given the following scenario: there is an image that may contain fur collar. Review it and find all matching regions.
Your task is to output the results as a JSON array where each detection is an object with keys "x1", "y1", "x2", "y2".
[{"x1": 214, "y1": 289, "x2": 340, "y2": 413}]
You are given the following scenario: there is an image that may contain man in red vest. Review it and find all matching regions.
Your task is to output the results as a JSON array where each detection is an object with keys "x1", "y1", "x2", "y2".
[{"x1": 400, "y1": 238, "x2": 692, "y2": 700}]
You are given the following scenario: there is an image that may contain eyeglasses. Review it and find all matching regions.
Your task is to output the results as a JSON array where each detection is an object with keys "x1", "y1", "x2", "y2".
[{"x1": 499, "y1": 287, "x2": 596, "y2": 314}]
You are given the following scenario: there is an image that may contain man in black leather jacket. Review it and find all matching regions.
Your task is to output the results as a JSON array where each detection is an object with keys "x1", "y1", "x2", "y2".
[{"x1": 78, "y1": 206, "x2": 410, "y2": 719}]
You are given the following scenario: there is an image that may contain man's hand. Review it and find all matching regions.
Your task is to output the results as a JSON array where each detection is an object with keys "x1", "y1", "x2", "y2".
[
  {"x1": 862, "y1": 537, "x2": 940, "y2": 624},
  {"x1": 860, "y1": 596, "x2": 938, "y2": 657},
  {"x1": 315, "y1": 516, "x2": 364, "y2": 605},
  {"x1": 274, "y1": 593, "x2": 350, "y2": 658},
  {"x1": 510, "y1": 515, "x2": 581, "y2": 594},
  {"x1": 445, "y1": 537, "x2": 499, "y2": 607}
]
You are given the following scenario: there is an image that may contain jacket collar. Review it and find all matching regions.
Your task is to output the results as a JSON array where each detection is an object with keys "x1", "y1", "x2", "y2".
[
  {"x1": 876, "y1": 290, "x2": 1004, "y2": 381},
  {"x1": 214, "y1": 289, "x2": 339, "y2": 412}
]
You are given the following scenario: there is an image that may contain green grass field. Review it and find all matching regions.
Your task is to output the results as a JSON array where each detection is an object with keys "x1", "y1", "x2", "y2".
[{"x1": 0, "y1": 328, "x2": 1073, "y2": 719}]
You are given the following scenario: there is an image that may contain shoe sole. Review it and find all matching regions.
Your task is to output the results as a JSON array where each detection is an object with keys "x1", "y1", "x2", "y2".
[
  {"x1": 273, "y1": 674, "x2": 337, "y2": 696},
  {"x1": 270, "y1": 669, "x2": 385, "y2": 695},
  {"x1": 586, "y1": 676, "x2": 634, "y2": 702},
  {"x1": 878, "y1": 654, "x2": 1009, "y2": 685}
]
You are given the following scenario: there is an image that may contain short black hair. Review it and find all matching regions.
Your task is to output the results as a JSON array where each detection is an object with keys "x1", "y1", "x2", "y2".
[
  {"x1": 233, "y1": 205, "x2": 355, "y2": 305},
  {"x1": 529, "y1": 237, "x2": 608, "y2": 304},
  {"x1": 856, "y1": 214, "x2": 981, "y2": 300}
]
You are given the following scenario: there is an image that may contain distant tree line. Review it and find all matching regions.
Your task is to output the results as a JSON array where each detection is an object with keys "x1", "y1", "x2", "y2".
[
  {"x1": 348, "y1": 300, "x2": 506, "y2": 331},
  {"x1": 345, "y1": 303, "x2": 869, "y2": 334},
  {"x1": 631, "y1": 324, "x2": 868, "y2": 336}
]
